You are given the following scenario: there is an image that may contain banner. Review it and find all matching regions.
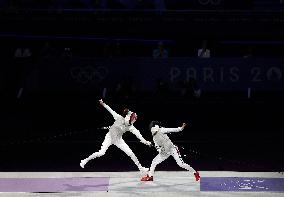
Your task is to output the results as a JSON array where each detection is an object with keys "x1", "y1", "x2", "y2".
[{"x1": 39, "y1": 57, "x2": 284, "y2": 92}]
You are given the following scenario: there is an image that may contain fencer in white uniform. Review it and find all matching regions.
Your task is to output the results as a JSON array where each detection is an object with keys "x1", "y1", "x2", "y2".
[
  {"x1": 80, "y1": 99, "x2": 151, "y2": 174},
  {"x1": 141, "y1": 121, "x2": 200, "y2": 181}
]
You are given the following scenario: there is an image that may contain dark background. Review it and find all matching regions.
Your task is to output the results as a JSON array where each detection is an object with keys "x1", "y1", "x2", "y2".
[{"x1": 0, "y1": 0, "x2": 283, "y2": 172}]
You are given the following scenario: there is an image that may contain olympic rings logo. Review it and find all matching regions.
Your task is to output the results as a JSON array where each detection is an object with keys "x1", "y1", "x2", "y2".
[
  {"x1": 198, "y1": 0, "x2": 221, "y2": 5},
  {"x1": 70, "y1": 66, "x2": 108, "y2": 84}
]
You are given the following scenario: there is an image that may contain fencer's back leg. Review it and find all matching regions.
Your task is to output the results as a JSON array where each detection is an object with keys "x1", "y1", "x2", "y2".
[
  {"x1": 86, "y1": 133, "x2": 112, "y2": 161},
  {"x1": 172, "y1": 148, "x2": 195, "y2": 173}
]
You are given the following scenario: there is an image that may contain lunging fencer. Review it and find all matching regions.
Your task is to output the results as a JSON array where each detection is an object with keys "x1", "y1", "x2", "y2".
[
  {"x1": 141, "y1": 121, "x2": 200, "y2": 181},
  {"x1": 80, "y1": 99, "x2": 151, "y2": 174}
]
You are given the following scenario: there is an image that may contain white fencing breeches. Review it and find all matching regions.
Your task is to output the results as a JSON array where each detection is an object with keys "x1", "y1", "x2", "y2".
[
  {"x1": 149, "y1": 146, "x2": 195, "y2": 176},
  {"x1": 84, "y1": 132, "x2": 143, "y2": 170}
]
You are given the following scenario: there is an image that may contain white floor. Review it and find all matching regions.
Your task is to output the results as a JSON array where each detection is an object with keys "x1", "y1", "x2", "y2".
[{"x1": 0, "y1": 171, "x2": 283, "y2": 197}]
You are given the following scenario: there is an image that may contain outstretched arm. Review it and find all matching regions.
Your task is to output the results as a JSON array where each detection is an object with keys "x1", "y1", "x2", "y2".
[
  {"x1": 99, "y1": 99, "x2": 121, "y2": 120},
  {"x1": 160, "y1": 123, "x2": 187, "y2": 134},
  {"x1": 129, "y1": 126, "x2": 152, "y2": 146}
]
